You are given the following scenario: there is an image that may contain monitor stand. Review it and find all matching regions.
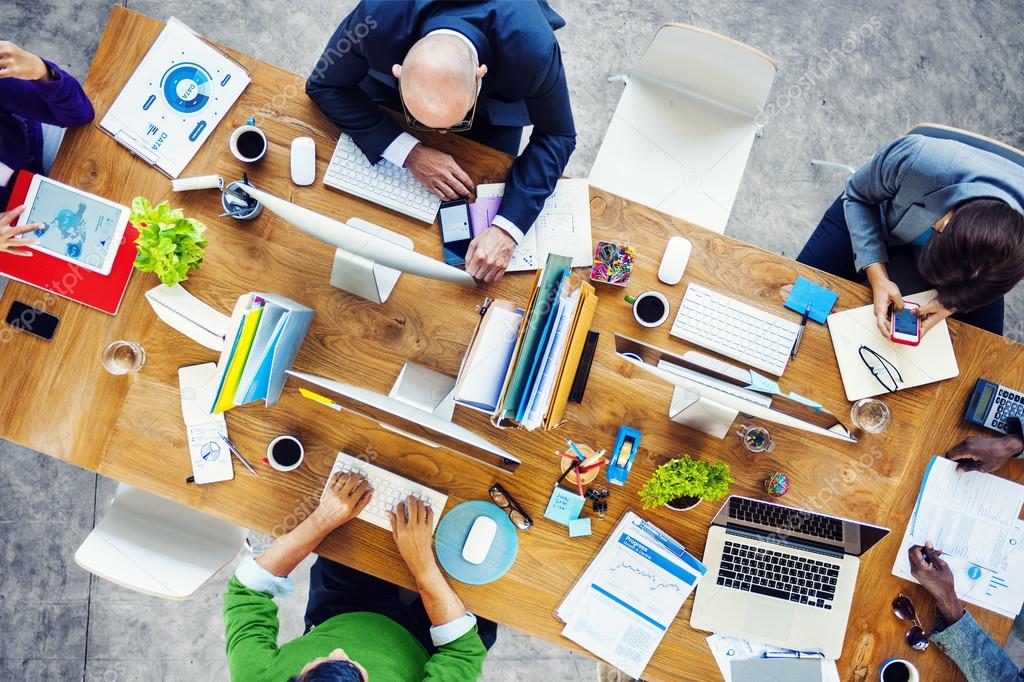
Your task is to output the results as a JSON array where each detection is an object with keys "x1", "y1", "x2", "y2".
[
  {"x1": 328, "y1": 218, "x2": 414, "y2": 304},
  {"x1": 669, "y1": 387, "x2": 738, "y2": 439},
  {"x1": 388, "y1": 362, "x2": 457, "y2": 422}
]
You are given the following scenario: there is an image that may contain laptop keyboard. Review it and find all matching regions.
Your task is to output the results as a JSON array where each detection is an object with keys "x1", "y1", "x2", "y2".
[
  {"x1": 717, "y1": 539, "x2": 841, "y2": 610},
  {"x1": 729, "y1": 497, "x2": 844, "y2": 542}
]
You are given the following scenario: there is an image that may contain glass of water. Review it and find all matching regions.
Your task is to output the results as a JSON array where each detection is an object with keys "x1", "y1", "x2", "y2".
[
  {"x1": 850, "y1": 398, "x2": 892, "y2": 433},
  {"x1": 102, "y1": 340, "x2": 146, "y2": 375}
]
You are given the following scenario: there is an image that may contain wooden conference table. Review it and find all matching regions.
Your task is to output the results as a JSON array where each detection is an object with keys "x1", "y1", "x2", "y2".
[{"x1": 3, "y1": 7, "x2": 1023, "y2": 681}]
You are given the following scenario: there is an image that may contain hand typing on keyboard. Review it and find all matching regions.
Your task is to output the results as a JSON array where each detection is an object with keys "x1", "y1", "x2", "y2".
[
  {"x1": 314, "y1": 472, "x2": 374, "y2": 529},
  {"x1": 389, "y1": 496, "x2": 441, "y2": 580},
  {"x1": 405, "y1": 144, "x2": 474, "y2": 201}
]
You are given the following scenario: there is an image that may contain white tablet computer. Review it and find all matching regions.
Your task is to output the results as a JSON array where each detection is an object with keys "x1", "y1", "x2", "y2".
[{"x1": 16, "y1": 175, "x2": 129, "y2": 275}]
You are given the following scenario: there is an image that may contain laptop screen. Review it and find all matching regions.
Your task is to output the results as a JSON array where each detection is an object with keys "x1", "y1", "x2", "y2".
[{"x1": 711, "y1": 495, "x2": 889, "y2": 557}]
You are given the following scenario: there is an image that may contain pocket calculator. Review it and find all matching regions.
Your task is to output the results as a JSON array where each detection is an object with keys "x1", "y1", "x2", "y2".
[{"x1": 964, "y1": 378, "x2": 1024, "y2": 434}]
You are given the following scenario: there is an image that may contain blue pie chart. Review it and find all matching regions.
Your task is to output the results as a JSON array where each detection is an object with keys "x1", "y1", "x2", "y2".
[{"x1": 161, "y1": 62, "x2": 213, "y2": 114}]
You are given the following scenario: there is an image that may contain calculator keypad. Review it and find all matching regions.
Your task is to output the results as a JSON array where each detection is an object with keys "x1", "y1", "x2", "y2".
[{"x1": 987, "y1": 387, "x2": 1024, "y2": 433}]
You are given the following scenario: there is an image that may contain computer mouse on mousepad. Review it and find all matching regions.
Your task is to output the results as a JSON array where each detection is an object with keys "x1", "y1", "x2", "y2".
[{"x1": 731, "y1": 658, "x2": 823, "y2": 682}]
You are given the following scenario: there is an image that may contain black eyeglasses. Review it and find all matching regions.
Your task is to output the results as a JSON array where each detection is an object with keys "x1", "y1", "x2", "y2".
[
  {"x1": 398, "y1": 77, "x2": 479, "y2": 133},
  {"x1": 489, "y1": 483, "x2": 532, "y2": 530},
  {"x1": 892, "y1": 592, "x2": 929, "y2": 650},
  {"x1": 859, "y1": 345, "x2": 903, "y2": 393}
]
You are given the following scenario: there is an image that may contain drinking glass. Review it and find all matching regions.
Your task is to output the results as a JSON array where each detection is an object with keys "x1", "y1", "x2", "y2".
[
  {"x1": 850, "y1": 398, "x2": 891, "y2": 433},
  {"x1": 102, "y1": 340, "x2": 146, "y2": 375}
]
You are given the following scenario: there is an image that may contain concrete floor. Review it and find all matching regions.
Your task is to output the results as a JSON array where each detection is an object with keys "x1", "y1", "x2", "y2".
[{"x1": 2, "y1": 0, "x2": 1023, "y2": 680}]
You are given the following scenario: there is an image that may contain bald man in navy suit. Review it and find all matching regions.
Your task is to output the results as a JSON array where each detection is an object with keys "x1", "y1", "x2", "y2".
[{"x1": 307, "y1": 0, "x2": 576, "y2": 282}]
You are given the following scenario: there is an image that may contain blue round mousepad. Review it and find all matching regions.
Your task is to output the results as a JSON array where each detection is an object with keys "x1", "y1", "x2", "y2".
[{"x1": 435, "y1": 500, "x2": 518, "y2": 585}]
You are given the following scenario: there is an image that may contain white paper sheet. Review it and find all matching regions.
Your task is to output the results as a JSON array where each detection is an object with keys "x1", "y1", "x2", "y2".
[
  {"x1": 706, "y1": 634, "x2": 840, "y2": 682},
  {"x1": 892, "y1": 455, "x2": 1024, "y2": 618},
  {"x1": 477, "y1": 179, "x2": 593, "y2": 272}
]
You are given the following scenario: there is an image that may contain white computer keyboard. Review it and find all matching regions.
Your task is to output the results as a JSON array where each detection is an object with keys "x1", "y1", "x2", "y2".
[
  {"x1": 321, "y1": 452, "x2": 448, "y2": 532},
  {"x1": 670, "y1": 283, "x2": 800, "y2": 376},
  {"x1": 323, "y1": 134, "x2": 441, "y2": 223}
]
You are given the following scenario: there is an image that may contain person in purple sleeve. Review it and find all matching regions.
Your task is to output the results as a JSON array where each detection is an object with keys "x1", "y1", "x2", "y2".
[{"x1": 0, "y1": 40, "x2": 95, "y2": 212}]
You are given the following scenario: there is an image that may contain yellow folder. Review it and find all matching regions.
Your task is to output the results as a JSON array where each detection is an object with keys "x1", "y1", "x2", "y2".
[
  {"x1": 545, "y1": 281, "x2": 598, "y2": 429},
  {"x1": 211, "y1": 306, "x2": 264, "y2": 414}
]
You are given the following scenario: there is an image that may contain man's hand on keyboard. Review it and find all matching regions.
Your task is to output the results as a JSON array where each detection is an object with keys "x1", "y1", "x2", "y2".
[
  {"x1": 314, "y1": 472, "x2": 373, "y2": 529},
  {"x1": 465, "y1": 225, "x2": 515, "y2": 282},
  {"x1": 405, "y1": 144, "x2": 473, "y2": 201},
  {"x1": 388, "y1": 496, "x2": 438, "y2": 580}
]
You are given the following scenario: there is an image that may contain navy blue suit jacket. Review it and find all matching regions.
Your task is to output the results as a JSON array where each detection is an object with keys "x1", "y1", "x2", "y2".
[{"x1": 306, "y1": 0, "x2": 576, "y2": 236}]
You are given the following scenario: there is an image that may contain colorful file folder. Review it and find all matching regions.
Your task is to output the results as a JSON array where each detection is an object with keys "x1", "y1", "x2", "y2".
[{"x1": 208, "y1": 292, "x2": 314, "y2": 413}]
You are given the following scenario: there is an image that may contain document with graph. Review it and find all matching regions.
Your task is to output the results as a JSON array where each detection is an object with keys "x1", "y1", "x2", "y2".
[{"x1": 557, "y1": 511, "x2": 707, "y2": 678}]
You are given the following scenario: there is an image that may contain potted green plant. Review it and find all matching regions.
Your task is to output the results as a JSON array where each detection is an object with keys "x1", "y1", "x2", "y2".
[
  {"x1": 130, "y1": 197, "x2": 209, "y2": 286},
  {"x1": 639, "y1": 455, "x2": 733, "y2": 511}
]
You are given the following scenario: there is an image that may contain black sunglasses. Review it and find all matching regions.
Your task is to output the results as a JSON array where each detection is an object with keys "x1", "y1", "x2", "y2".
[
  {"x1": 398, "y1": 76, "x2": 479, "y2": 133},
  {"x1": 892, "y1": 592, "x2": 929, "y2": 650},
  {"x1": 489, "y1": 483, "x2": 533, "y2": 530},
  {"x1": 859, "y1": 345, "x2": 904, "y2": 393}
]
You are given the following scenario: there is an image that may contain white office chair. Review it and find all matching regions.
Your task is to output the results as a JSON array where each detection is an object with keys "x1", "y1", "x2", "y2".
[
  {"x1": 811, "y1": 122, "x2": 1024, "y2": 176},
  {"x1": 74, "y1": 484, "x2": 248, "y2": 600},
  {"x1": 588, "y1": 23, "x2": 778, "y2": 233}
]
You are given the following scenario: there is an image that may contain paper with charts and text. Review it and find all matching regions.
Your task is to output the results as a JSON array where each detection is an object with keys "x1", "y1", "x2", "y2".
[
  {"x1": 100, "y1": 18, "x2": 249, "y2": 177},
  {"x1": 893, "y1": 455, "x2": 1024, "y2": 618},
  {"x1": 474, "y1": 179, "x2": 593, "y2": 272},
  {"x1": 557, "y1": 511, "x2": 706, "y2": 678}
]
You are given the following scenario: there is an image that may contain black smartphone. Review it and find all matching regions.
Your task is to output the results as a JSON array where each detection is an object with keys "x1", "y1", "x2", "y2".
[
  {"x1": 438, "y1": 198, "x2": 473, "y2": 267},
  {"x1": 5, "y1": 300, "x2": 60, "y2": 340}
]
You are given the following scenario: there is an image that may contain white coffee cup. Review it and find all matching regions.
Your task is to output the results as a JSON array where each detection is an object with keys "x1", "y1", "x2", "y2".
[
  {"x1": 266, "y1": 435, "x2": 304, "y2": 472},
  {"x1": 625, "y1": 290, "x2": 670, "y2": 328},
  {"x1": 229, "y1": 117, "x2": 268, "y2": 163},
  {"x1": 879, "y1": 658, "x2": 919, "y2": 682}
]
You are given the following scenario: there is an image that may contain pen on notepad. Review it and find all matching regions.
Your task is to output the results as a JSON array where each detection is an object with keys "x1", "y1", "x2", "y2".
[
  {"x1": 790, "y1": 302, "x2": 812, "y2": 359},
  {"x1": 221, "y1": 436, "x2": 259, "y2": 477}
]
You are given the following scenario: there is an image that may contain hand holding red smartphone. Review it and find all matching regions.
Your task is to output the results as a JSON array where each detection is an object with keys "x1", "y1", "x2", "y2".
[{"x1": 889, "y1": 301, "x2": 922, "y2": 346}]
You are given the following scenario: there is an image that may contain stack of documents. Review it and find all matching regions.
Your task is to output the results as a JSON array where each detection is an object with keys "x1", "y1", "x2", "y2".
[
  {"x1": 892, "y1": 455, "x2": 1024, "y2": 618},
  {"x1": 470, "y1": 179, "x2": 593, "y2": 272},
  {"x1": 208, "y1": 292, "x2": 314, "y2": 413},
  {"x1": 706, "y1": 634, "x2": 839, "y2": 682},
  {"x1": 557, "y1": 511, "x2": 707, "y2": 678},
  {"x1": 454, "y1": 253, "x2": 598, "y2": 429}
]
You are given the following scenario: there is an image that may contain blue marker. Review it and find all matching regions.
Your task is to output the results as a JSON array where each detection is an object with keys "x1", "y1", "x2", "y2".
[{"x1": 565, "y1": 438, "x2": 586, "y2": 462}]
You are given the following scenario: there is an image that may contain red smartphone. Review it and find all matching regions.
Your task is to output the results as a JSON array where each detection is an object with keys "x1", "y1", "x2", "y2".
[{"x1": 890, "y1": 301, "x2": 921, "y2": 346}]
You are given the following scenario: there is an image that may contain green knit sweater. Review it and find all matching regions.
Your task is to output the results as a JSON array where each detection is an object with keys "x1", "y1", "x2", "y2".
[{"x1": 223, "y1": 577, "x2": 487, "y2": 681}]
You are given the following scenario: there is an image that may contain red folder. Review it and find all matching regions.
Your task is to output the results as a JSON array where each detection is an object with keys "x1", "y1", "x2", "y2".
[{"x1": 2, "y1": 171, "x2": 137, "y2": 314}]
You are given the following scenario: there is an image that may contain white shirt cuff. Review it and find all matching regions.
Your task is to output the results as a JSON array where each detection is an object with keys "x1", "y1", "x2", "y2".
[
  {"x1": 234, "y1": 556, "x2": 294, "y2": 598},
  {"x1": 381, "y1": 132, "x2": 420, "y2": 168},
  {"x1": 491, "y1": 215, "x2": 524, "y2": 244},
  {"x1": 429, "y1": 612, "x2": 478, "y2": 646}
]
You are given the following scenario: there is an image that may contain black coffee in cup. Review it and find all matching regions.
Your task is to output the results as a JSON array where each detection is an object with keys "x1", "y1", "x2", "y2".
[
  {"x1": 881, "y1": 662, "x2": 911, "y2": 682},
  {"x1": 237, "y1": 130, "x2": 266, "y2": 160},
  {"x1": 636, "y1": 295, "x2": 666, "y2": 323},
  {"x1": 271, "y1": 437, "x2": 302, "y2": 467}
]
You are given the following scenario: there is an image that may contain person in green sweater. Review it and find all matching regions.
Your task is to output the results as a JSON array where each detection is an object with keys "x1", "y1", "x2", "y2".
[{"x1": 224, "y1": 471, "x2": 493, "y2": 681}]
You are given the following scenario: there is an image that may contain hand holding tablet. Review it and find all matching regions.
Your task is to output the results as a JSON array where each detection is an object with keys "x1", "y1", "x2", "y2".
[{"x1": 15, "y1": 175, "x2": 129, "y2": 275}]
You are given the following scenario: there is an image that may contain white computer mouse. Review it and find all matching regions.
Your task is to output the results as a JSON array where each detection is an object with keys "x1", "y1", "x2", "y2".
[
  {"x1": 462, "y1": 515, "x2": 498, "y2": 565},
  {"x1": 290, "y1": 136, "x2": 317, "y2": 186},
  {"x1": 658, "y1": 236, "x2": 692, "y2": 285}
]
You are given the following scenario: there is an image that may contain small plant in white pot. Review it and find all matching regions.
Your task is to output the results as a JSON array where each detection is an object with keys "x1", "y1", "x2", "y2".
[{"x1": 639, "y1": 455, "x2": 733, "y2": 511}]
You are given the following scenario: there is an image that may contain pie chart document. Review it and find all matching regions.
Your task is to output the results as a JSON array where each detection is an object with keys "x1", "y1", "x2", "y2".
[{"x1": 100, "y1": 17, "x2": 250, "y2": 178}]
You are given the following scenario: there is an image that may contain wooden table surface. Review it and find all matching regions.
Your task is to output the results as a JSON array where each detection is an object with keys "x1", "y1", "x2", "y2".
[{"x1": 4, "y1": 7, "x2": 1022, "y2": 681}]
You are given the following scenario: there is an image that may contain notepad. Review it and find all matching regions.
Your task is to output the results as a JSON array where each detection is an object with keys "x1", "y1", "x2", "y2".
[
  {"x1": 785, "y1": 276, "x2": 837, "y2": 324},
  {"x1": 544, "y1": 486, "x2": 585, "y2": 526},
  {"x1": 827, "y1": 290, "x2": 958, "y2": 401}
]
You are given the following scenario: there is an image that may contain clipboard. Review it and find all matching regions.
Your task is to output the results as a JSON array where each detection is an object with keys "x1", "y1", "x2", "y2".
[{"x1": 97, "y1": 17, "x2": 251, "y2": 178}]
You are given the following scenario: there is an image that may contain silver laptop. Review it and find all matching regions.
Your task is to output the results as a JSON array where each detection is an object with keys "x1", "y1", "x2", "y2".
[{"x1": 690, "y1": 495, "x2": 889, "y2": 658}]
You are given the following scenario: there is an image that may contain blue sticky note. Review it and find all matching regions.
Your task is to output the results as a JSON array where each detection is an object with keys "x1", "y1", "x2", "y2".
[
  {"x1": 746, "y1": 370, "x2": 782, "y2": 395},
  {"x1": 785, "y1": 276, "x2": 838, "y2": 324},
  {"x1": 568, "y1": 517, "x2": 592, "y2": 538},
  {"x1": 544, "y1": 486, "x2": 585, "y2": 526}
]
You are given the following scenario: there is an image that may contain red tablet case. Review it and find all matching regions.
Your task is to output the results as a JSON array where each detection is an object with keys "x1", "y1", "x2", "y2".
[{"x1": 2, "y1": 171, "x2": 138, "y2": 315}]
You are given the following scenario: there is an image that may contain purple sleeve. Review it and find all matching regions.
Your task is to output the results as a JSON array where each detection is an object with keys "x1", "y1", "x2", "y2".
[{"x1": 0, "y1": 59, "x2": 94, "y2": 128}]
